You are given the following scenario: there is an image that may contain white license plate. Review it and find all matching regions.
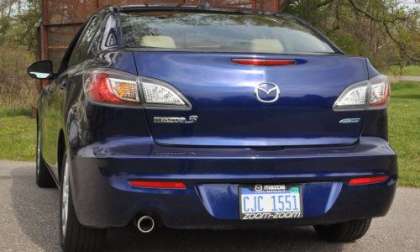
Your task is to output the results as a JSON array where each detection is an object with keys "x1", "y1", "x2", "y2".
[{"x1": 240, "y1": 185, "x2": 302, "y2": 220}]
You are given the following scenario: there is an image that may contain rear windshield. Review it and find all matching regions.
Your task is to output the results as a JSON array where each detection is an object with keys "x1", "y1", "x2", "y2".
[{"x1": 120, "y1": 11, "x2": 336, "y2": 54}]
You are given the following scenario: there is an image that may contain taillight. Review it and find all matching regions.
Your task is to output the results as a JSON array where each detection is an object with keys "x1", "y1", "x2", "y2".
[
  {"x1": 84, "y1": 69, "x2": 190, "y2": 108},
  {"x1": 85, "y1": 69, "x2": 139, "y2": 105},
  {"x1": 333, "y1": 75, "x2": 390, "y2": 111},
  {"x1": 232, "y1": 58, "x2": 296, "y2": 66},
  {"x1": 141, "y1": 77, "x2": 189, "y2": 107}
]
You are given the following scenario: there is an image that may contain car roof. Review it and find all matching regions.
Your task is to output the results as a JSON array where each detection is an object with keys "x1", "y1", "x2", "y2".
[{"x1": 110, "y1": 4, "x2": 277, "y2": 16}]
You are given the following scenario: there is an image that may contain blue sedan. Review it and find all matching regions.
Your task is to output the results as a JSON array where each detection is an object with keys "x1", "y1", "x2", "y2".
[{"x1": 27, "y1": 5, "x2": 397, "y2": 252}]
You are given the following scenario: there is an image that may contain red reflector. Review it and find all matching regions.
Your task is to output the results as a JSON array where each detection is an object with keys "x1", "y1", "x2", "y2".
[
  {"x1": 232, "y1": 58, "x2": 296, "y2": 66},
  {"x1": 348, "y1": 176, "x2": 389, "y2": 186},
  {"x1": 128, "y1": 180, "x2": 187, "y2": 190},
  {"x1": 88, "y1": 73, "x2": 125, "y2": 104}
]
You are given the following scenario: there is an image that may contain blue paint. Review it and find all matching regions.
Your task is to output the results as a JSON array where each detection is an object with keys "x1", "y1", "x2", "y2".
[{"x1": 34, "y1": 7, "x2": 397, "y2": 230}]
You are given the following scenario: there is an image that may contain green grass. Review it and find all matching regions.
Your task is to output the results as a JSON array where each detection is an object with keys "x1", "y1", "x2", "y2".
[
  {"x1": 389, "y1": 82, "x2": 420, "y2": 187},
  {"x1": 0, "y1": 82, "x2": 419, "y2": 187},
  {"x1": 0, "y1": 108, "x2": 36, "y2": 161},
  {"x1": 388, "y1": 65, "x2": 420, "y2": 76},
  {"x1": 0, "y1": 107, "x2": 33, "y2": 118}
]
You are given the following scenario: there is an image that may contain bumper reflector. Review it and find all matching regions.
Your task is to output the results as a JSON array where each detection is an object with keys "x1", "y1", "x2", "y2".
[
  {"x1": 129, "y1": 180, "x2": 187, "y2": 190},
  {"x1": 348, "y1": 176, "x2": 390, "y2": 186}
]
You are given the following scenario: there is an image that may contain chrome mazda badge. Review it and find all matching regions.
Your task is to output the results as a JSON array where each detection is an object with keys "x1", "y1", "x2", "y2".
[{"x1": 255, "y1": 83, "x2": 280, "y2": 103}]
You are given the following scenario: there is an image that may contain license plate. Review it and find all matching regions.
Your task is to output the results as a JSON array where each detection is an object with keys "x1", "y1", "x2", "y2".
[{"x1": 240, "y1": 185, "x2": 303, "y2": 220}]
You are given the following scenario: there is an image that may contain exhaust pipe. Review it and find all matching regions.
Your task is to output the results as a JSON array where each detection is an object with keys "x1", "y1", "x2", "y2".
[{"x1": 136, "y1": 216, "x2": 156, "y2": 234}]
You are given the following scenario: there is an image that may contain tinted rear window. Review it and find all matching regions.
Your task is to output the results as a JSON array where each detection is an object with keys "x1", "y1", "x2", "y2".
[{"x1": 120, "y1": 11, "x2": 335, "y2": 54}]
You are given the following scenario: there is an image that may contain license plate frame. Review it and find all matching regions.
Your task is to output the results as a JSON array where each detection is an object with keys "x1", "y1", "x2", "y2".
[{"x1": 239, "y1": 184, "x2": 303, "y2": 220}]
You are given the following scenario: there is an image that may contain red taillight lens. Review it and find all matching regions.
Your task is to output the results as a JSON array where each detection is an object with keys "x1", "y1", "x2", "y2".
[
  {"x1": 128, "y1": 180, "x2": 187, "y2": 190},
  {"x1": 87, "y1": 73, "x2": 122, "y2": 104},
  {"x1": 85, "y1": 70, "x2": 140, "y2": 105},
  {"x1": 348, "y1": 176, "x2": 390, "y2": 186},
  {"x1": 232, "y1": 58, "x2": 296, "y2": 66},
  {"x1": 368, "y1": 79, "x2": 390, "y2": 107},
  {"x1": 84, "y1": 69, "x2": 190, "y2": 108}
]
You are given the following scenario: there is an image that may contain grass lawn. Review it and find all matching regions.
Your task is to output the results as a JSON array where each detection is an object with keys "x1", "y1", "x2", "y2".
[
  {"x1": 0, "y1": 82, "x2": 419, "y2": 187},
  {"x1": 0, "y1": 108, "x2": 35, "y2": 161},
  {"x1": 388, "y1": 65, "x2": 420, "y2": 76},
  {"x1": 389, "y1": 82, "x2": 420, "y2": 187}
]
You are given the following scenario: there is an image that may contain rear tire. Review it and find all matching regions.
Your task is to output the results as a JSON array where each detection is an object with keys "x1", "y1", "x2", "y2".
[
  {"x1": 60, "y1": 152, "x2": 106, "y2": 252},
  {"x1": 314, "y1": 219, "x2": 371, "y2": 242},
  {"x1": 36, "y1": 123, "x2": 55, "y2": 188}
]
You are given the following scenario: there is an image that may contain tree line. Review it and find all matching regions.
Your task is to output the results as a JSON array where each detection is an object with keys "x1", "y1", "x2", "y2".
[
  {"x1": 285, "y1": 0, "x2": 419, "y2": 68},
  {"x1": 0, "y1": 0, "x2": 39, "y2": 50},
  {"x1": 0, "y1": 0, "x2": 39, "y2": 109}
]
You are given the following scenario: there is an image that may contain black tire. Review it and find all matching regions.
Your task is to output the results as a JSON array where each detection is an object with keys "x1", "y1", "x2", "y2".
[
  {"x1": 60, "y1": 152, "x2": 106, "y2": 252},
  {"x1": 314, "y1": 219, "x2": 372, "y2": 242},
  {"x1": 36, "y1": 122, "x2": 55, "y2": 188}
]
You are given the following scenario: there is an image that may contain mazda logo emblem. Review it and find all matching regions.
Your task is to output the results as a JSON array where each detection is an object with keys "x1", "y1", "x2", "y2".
[{"x1": 255, "y1": 83, "x2": 280, "y2": 103}]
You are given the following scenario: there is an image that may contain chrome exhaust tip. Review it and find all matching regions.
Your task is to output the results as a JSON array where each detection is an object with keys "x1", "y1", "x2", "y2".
[{"x1": 136, "y1": 216, "x2": 155, "y2": 234}]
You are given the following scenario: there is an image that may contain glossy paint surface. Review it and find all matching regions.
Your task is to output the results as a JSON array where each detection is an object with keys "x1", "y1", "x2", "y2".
[
  {"x1": 35, "y1": 7, "x2": 397, "y2": 230},
  {"x1": 70, "y1": 136, "x2": 397, "y2": 228},
  {"x1": 134, "y1": 52, "x2": 367, "y2": 147}
]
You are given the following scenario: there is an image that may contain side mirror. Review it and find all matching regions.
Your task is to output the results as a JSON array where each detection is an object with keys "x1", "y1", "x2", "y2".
[{"x1": 27, "y1": 60, "x2": 54, "y2": 80}]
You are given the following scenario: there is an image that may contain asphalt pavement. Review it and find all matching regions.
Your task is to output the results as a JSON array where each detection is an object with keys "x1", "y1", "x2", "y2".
[{"x1": 0, "y1": 160, "x2": 419, "y2": 252}]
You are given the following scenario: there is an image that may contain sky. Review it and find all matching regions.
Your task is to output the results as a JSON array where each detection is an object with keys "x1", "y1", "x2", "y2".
[{"x1": 400, "y1": 0, "x2": 420, "y2": 9}]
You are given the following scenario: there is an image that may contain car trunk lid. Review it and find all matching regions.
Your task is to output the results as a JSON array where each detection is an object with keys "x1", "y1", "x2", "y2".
[{"x1": 133, "y1": 52, "x2": 367, "y2": 147}]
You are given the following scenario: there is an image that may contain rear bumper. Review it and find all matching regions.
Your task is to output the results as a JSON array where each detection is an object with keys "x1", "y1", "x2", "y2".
[{"x1": 70, "y1": 137, "x2": 397, "y2": 229}]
